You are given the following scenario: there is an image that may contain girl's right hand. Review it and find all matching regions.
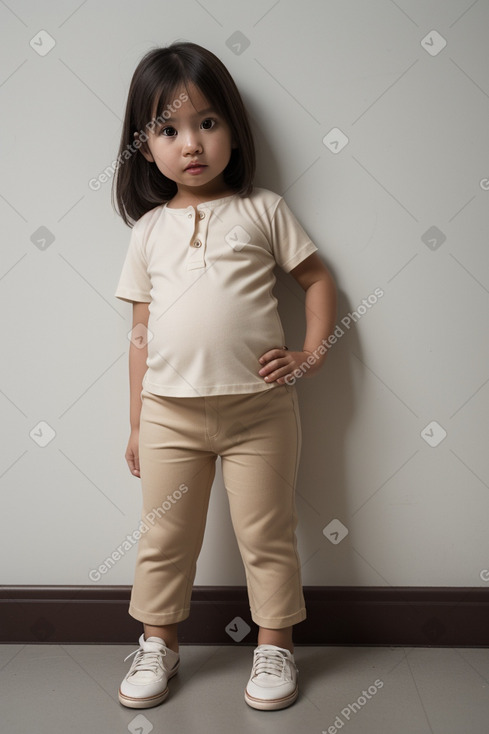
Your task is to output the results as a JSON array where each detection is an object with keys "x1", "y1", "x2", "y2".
[{"x1": 125, "y1": 428, "x2": 141, "y2": 478}]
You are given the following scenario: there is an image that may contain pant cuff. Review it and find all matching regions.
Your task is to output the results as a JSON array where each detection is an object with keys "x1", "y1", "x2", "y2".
[
  {"x1": 250, "y1": 607, "x2": 307, "y2": 629},
  {"x1": 129, "y1": 603, "x2": 190, "y2": 626}
]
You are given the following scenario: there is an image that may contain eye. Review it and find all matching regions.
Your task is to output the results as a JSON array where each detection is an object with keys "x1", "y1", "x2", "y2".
[
  {"x1": 160, "y1": 126, "x2": 177, "y2": 137},
  {"x1": 200, "y1": 118, "x2": 215, "y2": 130}
]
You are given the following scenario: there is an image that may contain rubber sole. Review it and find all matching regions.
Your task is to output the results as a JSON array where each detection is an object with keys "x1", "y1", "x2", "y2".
[{"x1": 244, "y1": 685, "x2": 298, "y2": 711}]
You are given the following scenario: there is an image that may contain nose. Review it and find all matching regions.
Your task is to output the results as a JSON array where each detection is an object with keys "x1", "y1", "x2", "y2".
[{"x1": 182, "y1": 131, "x2": 203, "y2": 156}]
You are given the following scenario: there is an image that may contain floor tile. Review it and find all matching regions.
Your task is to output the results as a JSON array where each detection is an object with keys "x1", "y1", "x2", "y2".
[{"x1": 1, "y1": 644, "x2": 488, "y2": 734}]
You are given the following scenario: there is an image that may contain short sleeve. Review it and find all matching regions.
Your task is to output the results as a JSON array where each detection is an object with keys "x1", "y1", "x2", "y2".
[
  {"x1": 270, "y1": 197, "x2": 318, "y2": 273},
  {"x1": 114, "y1": 224, "x2": 152, "y2": 303}
]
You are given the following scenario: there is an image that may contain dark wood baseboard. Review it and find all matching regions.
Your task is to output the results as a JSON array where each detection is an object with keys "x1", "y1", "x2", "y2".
[{"x1": 1, "y1": 586, "x2": 488, "y2": 646}]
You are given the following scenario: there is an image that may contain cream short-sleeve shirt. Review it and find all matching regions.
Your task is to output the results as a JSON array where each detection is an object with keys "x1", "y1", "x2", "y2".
[{"x1": 115, "y1": 187, "x2": 318, "y2": 397}]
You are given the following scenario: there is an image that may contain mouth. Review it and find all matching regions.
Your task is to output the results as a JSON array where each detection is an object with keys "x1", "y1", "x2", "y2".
[{"x1": 185, "y1": 163, "x2": 207, "y2": 173}]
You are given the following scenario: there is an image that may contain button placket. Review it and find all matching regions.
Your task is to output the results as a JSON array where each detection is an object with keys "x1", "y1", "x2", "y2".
[{"x1": 186, "y1": 207, "x2": 210, "y2": 270}]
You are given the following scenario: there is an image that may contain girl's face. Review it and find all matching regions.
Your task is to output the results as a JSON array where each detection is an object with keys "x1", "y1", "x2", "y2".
[{"x1": 139, "y1": 83, "x2": 235, "y2": 201}]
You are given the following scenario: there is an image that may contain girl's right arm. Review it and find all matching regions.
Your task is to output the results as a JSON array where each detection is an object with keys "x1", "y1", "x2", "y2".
[{"x1": 125, "y1": 301, "x2": 150, "y2": 478}]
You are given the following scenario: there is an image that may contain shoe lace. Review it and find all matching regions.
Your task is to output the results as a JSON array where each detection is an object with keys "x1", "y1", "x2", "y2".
[
  {"x1": 253, "y1": 648, "x2": 288, "y2": 679},
  {"x1": 124, "y1": 645, "x2": 166, "y2": 675}
]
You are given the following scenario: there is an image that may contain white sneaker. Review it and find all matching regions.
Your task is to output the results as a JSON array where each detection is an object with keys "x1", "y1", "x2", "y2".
[
  {"x1": 244, "y1": 644, "x2": 298, "y2": 710},
  {"x1": 118, "y1": 634, "x2": 180, "y2": 709}
]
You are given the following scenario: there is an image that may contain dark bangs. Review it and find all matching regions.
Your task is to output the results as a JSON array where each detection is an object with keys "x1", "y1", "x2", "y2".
[{"x1": 112, "y1": 42, "x2": 255, "y2": 227}]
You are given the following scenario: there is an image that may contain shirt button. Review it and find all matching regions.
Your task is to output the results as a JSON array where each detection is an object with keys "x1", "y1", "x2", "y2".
[
  {"x1": 187, "y1": 213, "x2": 193, "y2": 219},
  {"x1": 198, "y1": 211, "x2": 205, "y2": 219},
  {"x1": 193, "y1": 240, "x2": 202, "y2": 248}
]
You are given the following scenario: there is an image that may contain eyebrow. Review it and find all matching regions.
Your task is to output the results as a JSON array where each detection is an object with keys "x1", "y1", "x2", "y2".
[{"x1": 157, "y1": 107, "x2": 217, "y2": 124}]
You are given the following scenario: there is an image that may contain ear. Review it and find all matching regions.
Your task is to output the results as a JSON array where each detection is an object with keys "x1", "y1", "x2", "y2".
[{"x1": 133, "y1": 132, "x2": 154, "y2": 163}]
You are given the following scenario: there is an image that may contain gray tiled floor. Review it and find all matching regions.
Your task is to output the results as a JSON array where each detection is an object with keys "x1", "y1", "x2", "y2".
[{"x1": 1, "y1": 643, "x2": 488, "y2": 733}]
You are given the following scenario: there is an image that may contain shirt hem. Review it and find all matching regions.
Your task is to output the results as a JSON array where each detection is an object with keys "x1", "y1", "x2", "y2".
[{"x1": 142, "y1": 380, "x2": 281, "y2": 397}]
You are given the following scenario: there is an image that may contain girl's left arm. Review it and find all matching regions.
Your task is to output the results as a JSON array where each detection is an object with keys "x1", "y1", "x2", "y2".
[{"x1": 258, "y1": 253, "x2": 338, "y2": 385}]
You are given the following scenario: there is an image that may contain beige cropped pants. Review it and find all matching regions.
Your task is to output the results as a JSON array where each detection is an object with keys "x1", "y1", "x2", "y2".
[{"x1": 129, "y1": 383, "x2": 306, "y2": 630}]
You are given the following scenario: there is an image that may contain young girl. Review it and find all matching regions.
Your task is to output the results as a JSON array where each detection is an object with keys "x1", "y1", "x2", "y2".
[{"x1": 112, "y1": 41, "x2": 337, "y2": 711}]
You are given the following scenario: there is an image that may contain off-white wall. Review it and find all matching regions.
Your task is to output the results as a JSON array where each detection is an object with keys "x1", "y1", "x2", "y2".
[{"x1": 1, "y1": 0, "x2": 488, "y2": 590}]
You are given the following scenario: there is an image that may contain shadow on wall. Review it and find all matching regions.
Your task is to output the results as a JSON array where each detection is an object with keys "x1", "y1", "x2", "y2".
[
  {"x1": 274, "y1": 270, "x2": 363, "y2": 587},
  {"x1": 251, "y1": 102, "x2": 365, "y2": 586}
]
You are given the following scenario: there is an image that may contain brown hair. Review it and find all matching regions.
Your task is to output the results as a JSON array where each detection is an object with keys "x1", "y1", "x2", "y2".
[{"x1": 112, "y1": 41, "x2": 255, "y2": 226}]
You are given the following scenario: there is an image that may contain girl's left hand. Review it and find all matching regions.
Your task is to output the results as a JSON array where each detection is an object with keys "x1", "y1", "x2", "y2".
[{"x1": 258, "y1": 347, "x2": 320, "y2": 385}]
